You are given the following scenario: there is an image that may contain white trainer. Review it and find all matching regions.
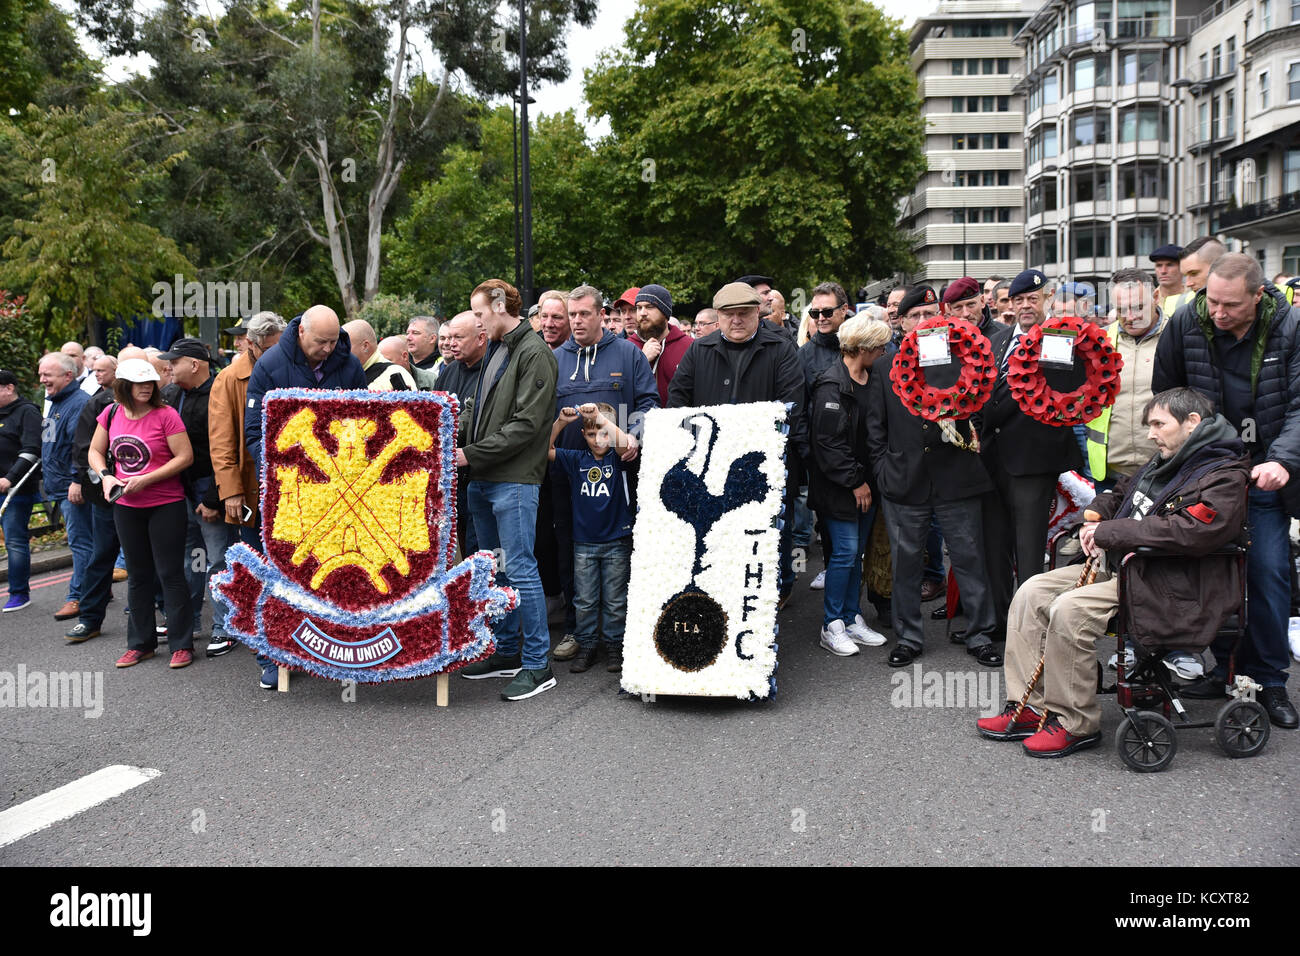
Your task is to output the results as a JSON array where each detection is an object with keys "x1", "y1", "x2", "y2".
[
  {"x1": 809, "y1": 570, "x2": 827, "y2": 590},
  {"x1": 847, "y1": 614, "x2": 887, "y2": 647},
  {"x1": 819, "y1": 620, "x2": 859, "y2": 656},
  {"x1": 1163, "y1": 652, "x2": 1204, "y2": 681}
]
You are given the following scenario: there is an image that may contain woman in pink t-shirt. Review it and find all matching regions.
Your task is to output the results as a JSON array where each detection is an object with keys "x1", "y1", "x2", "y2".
[{"x1": 88, "y1": 358, "x2": 196, "y2": 670}]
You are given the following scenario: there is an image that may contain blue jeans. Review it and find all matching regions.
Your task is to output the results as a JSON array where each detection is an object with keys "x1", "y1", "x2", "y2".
[
  {"x1": 468, "y1": 481, "x2": 550, "y2": 670},
  {"x1": 78, "y1": 504, "x2": 120, "y2": 627},
  {"x1": 186, "y1": 492, "x2": 235, "y2": 636},
  {"x1": 792, "y1": 486, "x2": 813, "y2": 549},
  {"x1": 1210, "y1": 488, "x2": 1291, "y2": 687},
  {"x1": 2, "y1": 493, "x2": 35, "y2": 597},
  {"x1": 573, "y1": 538, "x2": 632, "y2": 649},
  {"x1": 823, "y1": 508, "x2": 877, "y2": 627},
  {"x1": 60, "y1": 497, "x2": 93, "y2": 603}
]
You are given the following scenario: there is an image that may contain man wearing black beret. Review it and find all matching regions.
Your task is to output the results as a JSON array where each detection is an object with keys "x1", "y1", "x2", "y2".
[
  {"x1": 1149, "y1": 244, "x2": 1188, "y2": 319},
  {"x1": 980, "y1": 270, "x2": 1085, "y2": 640},
  {"x1": 866, "y1": 286, "x2": 1002, "y2": 668}
]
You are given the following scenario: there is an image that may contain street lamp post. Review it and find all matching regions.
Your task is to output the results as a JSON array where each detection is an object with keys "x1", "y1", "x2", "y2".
[{"x1": 518, "y1": 0, "x2": 534, "y2": 309}]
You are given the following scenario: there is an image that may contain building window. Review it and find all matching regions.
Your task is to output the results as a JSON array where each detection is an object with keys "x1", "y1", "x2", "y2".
[
  {"x1": 1045, "y1": 126, "x2": 1058, "y2": 157},
  {"x1": 1224, "y1": 91, "x2": 1235, "y2": 136},
  {"x1": 1119, "y1": 161, "x2": 1166, "y2": 200},
  {"x1": 1198, "y1": 101, "x2": 1210, "y2": 141},
  {"x1": 1289, "y1": 62, "x2": 1300, "y2": 101},
  {"x1": 1030, "y1": 233, "x2": 1059, "y2": 265},
  {"x1": 1072, "y1": 166, "x2": 1113, "y2": 202},
  {"x1": 1117, "y1": 0, "x2": 1171, "y2": 37},
  {"x1": 1071, "y1": 222, "x2": 1111, "y2": 259},
  {"x1": 1286, "y1": 148, "x2": 1300, "y2": 193},
  {"x1": 1293, "y1": 0, "x2": 1300, "y2": 22},
  {"x1": 1227, "y1": 37, "x2": 1236, "y2": 72},
  {"x1": 1119, "y1": 104, "x2": 1165, "y2": 142},
  {"x1": 1118, "y1": 220, "x2": 1164, "y2": 258},
  {"x1": 1045, "y1": 73, "x2": 1059, "y2": 104},
  {"x1": 1283, "y1": 245, "x2": 1300, "y2": 274},
  {"x1": 1260, "y1": 70, "x2": 1270, "y2": 110},
  {"x1": 1121, "y1": 50, "x2": 1166, "y2": 84},
  {"x1": 1212, "y1": 45, "x2": 1222, "y2": 76},
  {"x1": 1261, "y1": 0, "x2": 1272, "y2": 30}
]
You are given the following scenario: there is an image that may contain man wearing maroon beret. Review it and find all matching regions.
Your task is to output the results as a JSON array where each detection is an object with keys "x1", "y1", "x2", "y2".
[{"x1": 942, "y1": 277, "x2": 1011, "y2": 357}]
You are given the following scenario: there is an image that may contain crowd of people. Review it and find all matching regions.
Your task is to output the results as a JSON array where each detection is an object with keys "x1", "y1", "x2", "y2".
[{"x1": 2, "y1": 242, "x2": 1297, "y2": 752}]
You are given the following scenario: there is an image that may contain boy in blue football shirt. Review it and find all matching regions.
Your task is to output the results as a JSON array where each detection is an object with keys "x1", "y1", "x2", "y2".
[{"x1": 549, "y1": 402, "x2": 635, "y2": 674}]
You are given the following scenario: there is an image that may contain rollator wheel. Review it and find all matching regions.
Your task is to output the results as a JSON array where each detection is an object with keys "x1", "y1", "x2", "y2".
[
  {"x1": 1214, "y1": 700, "x2": 1270, "y2": 758},
  {"x1": 1115, "y1": 711, "x2": 1177, "y2": 772}
]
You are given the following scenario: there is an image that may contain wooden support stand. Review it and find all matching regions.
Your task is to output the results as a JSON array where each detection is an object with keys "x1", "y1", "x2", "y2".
[
  {"x1": 436, "y1": 673, "x2": 449, "y2": 707},
  {"x1": 272, "y1": 665, "x2": 448, "y2": 706}
]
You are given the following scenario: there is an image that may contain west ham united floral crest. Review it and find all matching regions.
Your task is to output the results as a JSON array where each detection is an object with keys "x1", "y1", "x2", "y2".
[
  {"x1": 621, "y1": 403, "x2": 789, "y2": 700},
  {"x1": 213, "y1": 389, "x2": 515, "y2": 682}
]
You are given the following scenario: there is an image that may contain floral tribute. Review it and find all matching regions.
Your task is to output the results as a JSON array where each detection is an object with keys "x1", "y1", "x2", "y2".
[
  {"x1": 889, "y1": 316, "x2": 997, "y2": 421},
  {"x1": 213, "y1": 389, "x2": 516, "y2": 682},
  {"x1": 1005, "y1": 316, "x2": 1124, "y2": 425},
  {"x1": 621, "y1": 403, "x2": 789, "y2": 700}
]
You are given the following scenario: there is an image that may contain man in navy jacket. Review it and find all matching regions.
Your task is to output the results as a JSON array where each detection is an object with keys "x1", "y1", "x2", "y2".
[
  {"x1": 244, "y1": 306, "x2": 367, "y2": 469},
  {"x1": 548, "y1": 285, "x2": 659, "y2": 658}
]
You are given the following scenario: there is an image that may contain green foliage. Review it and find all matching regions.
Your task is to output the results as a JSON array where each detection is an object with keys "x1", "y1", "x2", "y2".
[
  {"x1": 384, "y1": 107, "x2": 610, "y2": 313},
  {"x1": 0, "y1": 105, "x2": 195, "y2": 346},
  {"x1": 583, "y1": 0, "x2": 926, "y2": 301},
  {"x1": 355, "y1": 293, "x2": 440, "y2": 340},
  {"x1": 0, "y1": 290, "x2": 41, "y2": 394}
]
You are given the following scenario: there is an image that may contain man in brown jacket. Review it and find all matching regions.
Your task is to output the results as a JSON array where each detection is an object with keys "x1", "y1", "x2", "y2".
[
  {"x1": 205, "y1": 311, "x2": 285, "y2": 656},
  {"x1": 977, "y1": 387, "x2": 1250, "y2": 758}
]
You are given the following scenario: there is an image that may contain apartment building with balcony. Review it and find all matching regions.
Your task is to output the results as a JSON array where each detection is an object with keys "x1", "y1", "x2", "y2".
[
  {"x1": 899, "y1": 0, "x2": 1043, "y2": 287},
  {"x1": 1187, "y1": 0, "x2": 1300, "y2": 277},
  {"x1": 1016, "y1": 0, "x2": 1215, "y2": 304}
]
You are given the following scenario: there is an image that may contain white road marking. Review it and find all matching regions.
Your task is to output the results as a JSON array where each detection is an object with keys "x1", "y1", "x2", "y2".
[{"x1": 0, "y1": 764, "x2": 162, "y2": 848}]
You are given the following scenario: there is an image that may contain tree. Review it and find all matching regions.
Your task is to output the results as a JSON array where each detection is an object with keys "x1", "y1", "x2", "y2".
[
  {"x1": 0, "y1": 105, "x2": 195, "y2": 345},
  {"x1": 384, "y1": 106, "x2": 610, "y2": 312},
  {"x1": 76, "y1": 0, "x2": 598, "y2": 316},
  {"x1": 583, "y1": 0, "x2": 926, "y2": 302}
]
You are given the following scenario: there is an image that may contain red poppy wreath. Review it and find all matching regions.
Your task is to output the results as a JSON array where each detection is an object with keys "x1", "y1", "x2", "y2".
[
  {"x1": 889, "y1": 316, "x2": 996, "y2": 421},
  {"x1": 1005, "y1": 316, "x2": 1123, "y2": 425}
]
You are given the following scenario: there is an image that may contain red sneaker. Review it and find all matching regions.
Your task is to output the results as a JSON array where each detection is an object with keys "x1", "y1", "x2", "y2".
[
  {"x1": 169, "y1": 649, "x2": 194, "y2": 669},
  {"x1": 977, "y1": 701, "x2": 1043, "y2": 741},
  {"x1": 1022, "y1": 713, "x2": 1102, "y2": 758},
  {"x1": 115, "y1": 649, "x2": 156, "y2": 668}
]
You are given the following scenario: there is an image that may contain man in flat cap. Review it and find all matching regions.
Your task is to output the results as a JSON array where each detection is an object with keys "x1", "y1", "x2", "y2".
[
  {"x1": 669, "y1": 281, "x2": 807, "y2": 602},
  {"x1": 866, "y1": 285, "x2": 1002, "y2": 667},
  {"x1": 1149, "y1": 244, "x2": 1188, "y2": 319},
  {"x1": 980, "y1": 269, "x2": 1085, "y2": 640}
]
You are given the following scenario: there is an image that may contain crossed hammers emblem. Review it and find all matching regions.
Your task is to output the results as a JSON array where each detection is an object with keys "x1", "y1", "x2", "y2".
[{"x1": 271, "y1": 407, "x2": 434, "y2": 593}]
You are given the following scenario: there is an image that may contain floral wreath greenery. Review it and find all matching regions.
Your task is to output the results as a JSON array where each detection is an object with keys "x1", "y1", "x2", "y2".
[
  {"x1": 1005, "y1": 315, "x2": 1124, "y2": 425},
  {"x1": 889, "y1": 315, "x2": 997, "y2": 422}
]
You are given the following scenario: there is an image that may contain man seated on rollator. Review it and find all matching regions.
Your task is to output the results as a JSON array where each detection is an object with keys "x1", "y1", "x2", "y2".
[{"x1": 976, "y1": 387, "x2": 1250, "y2": 758}]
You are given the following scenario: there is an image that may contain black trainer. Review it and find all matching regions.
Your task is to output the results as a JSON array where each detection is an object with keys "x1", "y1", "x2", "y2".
[
  {"x1": 459, "y1": 651, "x2": 522, "y2": 680},
  {"x1": 570, "y1": 646, "x2": 599, "y2": 673},
  {"x1": 606, "y1": 646, "x2": 623, "y2": 673}
]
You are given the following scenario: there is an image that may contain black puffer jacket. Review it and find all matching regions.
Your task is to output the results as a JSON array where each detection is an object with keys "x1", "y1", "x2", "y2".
[
  {"x1": 1152, "y1": 283, "x2": 1300, "y2": 515},
  {"x1": 798, "y1": 331, "x2": 840, "y2": 394},
  {"x1": 806, "y1": 359, "x2": 875, "y2": 521}
]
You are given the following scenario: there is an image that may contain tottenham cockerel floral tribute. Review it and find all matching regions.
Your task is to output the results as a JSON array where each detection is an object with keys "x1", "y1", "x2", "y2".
[{"x1": 621, "y1": 402, "x2": 789, "y2": 700}]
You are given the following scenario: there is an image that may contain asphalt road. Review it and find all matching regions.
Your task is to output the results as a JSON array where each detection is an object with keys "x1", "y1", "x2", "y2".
[{"x1": 2, "y1": 561, "x2": 1296, "y2": 866}]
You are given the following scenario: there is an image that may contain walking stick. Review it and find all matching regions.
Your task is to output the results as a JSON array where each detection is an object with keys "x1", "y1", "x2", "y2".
[
  {"x1": 1006, "y1": 510, "x2": 1102, "y2": 731},
  {"x1": 0, "y1": 458, "x2": 41, "y2": 554}
]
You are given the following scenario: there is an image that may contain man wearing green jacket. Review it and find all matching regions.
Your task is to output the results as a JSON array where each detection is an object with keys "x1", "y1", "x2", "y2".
[{"x1": 455, "y1": 279, "x2": 560, "y2": 701}]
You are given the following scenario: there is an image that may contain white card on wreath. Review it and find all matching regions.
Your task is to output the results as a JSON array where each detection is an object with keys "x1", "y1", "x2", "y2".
[{"x1": 622, "y1": 402, "x2": 788, "y2": 700}]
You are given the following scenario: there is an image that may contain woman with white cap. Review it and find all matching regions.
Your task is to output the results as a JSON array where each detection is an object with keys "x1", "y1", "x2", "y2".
[{"x1": 87, "y1": 358, "x2": 196, "y2": 669}]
